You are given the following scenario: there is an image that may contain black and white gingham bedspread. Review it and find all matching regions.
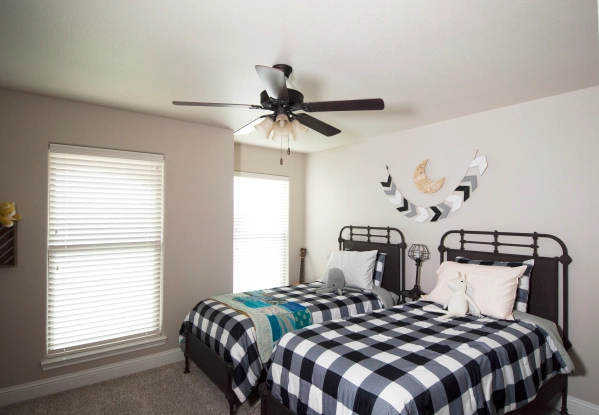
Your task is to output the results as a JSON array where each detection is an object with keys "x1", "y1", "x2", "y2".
[
  {"x1": 179, "y1": 283, "x2": 384, "y2": 402},
  {"x1": 267, "y1": 301, "x2": 570, "y2": 415}
]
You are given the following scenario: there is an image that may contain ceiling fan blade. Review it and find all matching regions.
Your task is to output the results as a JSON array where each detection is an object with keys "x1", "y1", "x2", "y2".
[
  {"x1": 255, "y1": 65, "x2": 289, "y2": 101},
  {"x1": 294, "y1": 114, "x2": 341, "y2": 137},
  {"x1": 172, "y1": 101, "x2": 263, "y2": 109},
  {"x1": 298, "y1": 98, "x2": 384, "y2": 112},
  {"x1": 233, "y1": 116, "x2": 270, "y2": 135}
]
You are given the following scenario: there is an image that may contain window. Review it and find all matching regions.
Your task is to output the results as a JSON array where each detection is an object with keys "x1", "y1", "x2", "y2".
[
  {"x1": 233, "y1": 172, "x2": 289, "y2": 292},
  {"x1": 45, "y1": 144, "x2": 164, "y2": 367}
]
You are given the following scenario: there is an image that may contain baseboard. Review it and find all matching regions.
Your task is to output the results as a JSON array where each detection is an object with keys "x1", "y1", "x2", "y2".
[
  {"x1": 0, "y1": 348, "x2": 184, "y2": 407},
  {"x1": 566, "y1": 396, "x2": 599, "y2": 415}
]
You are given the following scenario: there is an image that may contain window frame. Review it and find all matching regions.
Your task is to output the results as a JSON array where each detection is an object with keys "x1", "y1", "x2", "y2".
[
  {"x1": 233, "y1": 171, "x2": 289, "y2": 292},
  {"x1": 42, "y1": 144, "x2": 166, "y2": 370}
]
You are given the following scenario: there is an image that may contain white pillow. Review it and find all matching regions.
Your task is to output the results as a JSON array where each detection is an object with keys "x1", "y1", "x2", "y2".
[
  {"x1": 321, "y1": 250, "x2": 378, "y2": 290},
  {"x1": 422, "y1": 261, "x2": 526, "y2": 320}
]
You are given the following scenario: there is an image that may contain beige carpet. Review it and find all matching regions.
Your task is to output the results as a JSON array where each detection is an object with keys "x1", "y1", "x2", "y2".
[
  {"x1": 0, "y1": 362, "x2": 561, "y2": 415},
  {"x1": 0, "y1": 362, "x2": 257, "y2": 415}
]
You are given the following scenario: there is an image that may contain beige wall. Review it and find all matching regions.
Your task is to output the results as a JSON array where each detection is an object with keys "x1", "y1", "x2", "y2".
[
  {"x1": 2, "y1": 83, "x2": 596, "y2": 404},
  {"x1": 0, "y1": 89, "x2": 233, "y2": 388},
  {"x1": 234, "y1": 143, "x2": 306, "y2": 283},
  {"x1": 304, "y1": 86, "x2": 599, "y2": 404}
]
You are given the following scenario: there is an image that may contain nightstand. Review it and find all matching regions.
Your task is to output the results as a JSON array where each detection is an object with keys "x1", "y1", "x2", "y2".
[{"x1": 398, "y1": 288, "x2": 426, "y2": 302}]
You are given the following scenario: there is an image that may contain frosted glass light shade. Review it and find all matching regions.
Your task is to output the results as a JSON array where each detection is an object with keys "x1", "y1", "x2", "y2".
[
  {"x1": 272, "y1": 134, "x2": 290, "y2": 144},
  {"x1": 272, "y1": 114, "x2": 293, "y2": 136},
  {"x1": 291, "y1": 119, "x2": 309, "y2": 141},
  {"x1": 255, "y1": 117, "x2": 274, "y2": 138}
]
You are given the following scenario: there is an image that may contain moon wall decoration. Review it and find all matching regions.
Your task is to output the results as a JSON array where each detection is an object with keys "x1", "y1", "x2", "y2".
[
  {"x1": 380, "y1": 155, "x2": 488, "y2": 223},
  {"x1": 413, "y1": 159, "x2": 445, "y2": 194}
]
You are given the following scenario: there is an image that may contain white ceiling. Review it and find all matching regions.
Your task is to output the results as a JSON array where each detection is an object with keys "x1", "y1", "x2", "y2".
[{"x1": 1, "y1": 1, "x2": 598, "y2": 153}]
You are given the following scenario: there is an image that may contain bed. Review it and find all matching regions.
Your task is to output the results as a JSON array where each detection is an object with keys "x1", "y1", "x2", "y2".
[
  {"x1": 180, "y1": 225, "x2": 407, "y2": 415},
  {"x1": 259, "y1": 230, "x2": 573, "y2": 415}
]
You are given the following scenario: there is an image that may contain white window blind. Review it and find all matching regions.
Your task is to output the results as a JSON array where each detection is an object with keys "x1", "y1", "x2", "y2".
[
  {"x1": 233, "y1": 172, "x2": 289, "y2": 292},
  {"x1": 47, "y1": 144, "x2": 164, "y2": 357}
]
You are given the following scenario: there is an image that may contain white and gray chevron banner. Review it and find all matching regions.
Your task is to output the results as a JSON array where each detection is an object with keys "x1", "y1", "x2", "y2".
[{"x1": 380, "y1": 155, "x2": 488, "y2": 223}]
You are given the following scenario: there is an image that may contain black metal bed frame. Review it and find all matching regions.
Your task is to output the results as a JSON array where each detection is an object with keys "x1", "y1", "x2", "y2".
[
  {"x1": 338, "y1": 225, "x2": 406, "y2": 296},
  {"x1": 260, "y1": 229, "x2": 572, "y2": 415},
  {"x1": 439, "y1": 229, "x2": 571, "y2": 349},
  {"x1": 183, "y1": 225, "x2": 407, "y2": 415}
]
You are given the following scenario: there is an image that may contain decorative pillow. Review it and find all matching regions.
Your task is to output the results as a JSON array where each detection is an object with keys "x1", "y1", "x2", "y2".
[
  {"x1": 372, "y1": 252, "x2": 387, "y2": 287},
  {"x1": 455, "y1": 256, "x2": 534, "y2": 312},
  {"x1": 344, "y1": 249, "x2": 387, "y2": 287},
  {"x1": 422, "y1": 261, "x2": 527, "y2": 320},
  {"x1": 321, "y1": 250, "x2": 378, "y2": 290}
]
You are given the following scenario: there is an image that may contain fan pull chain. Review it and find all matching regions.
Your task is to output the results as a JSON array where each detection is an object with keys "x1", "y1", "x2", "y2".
[
  {"x1": 280, "y1": 140, "x2": 283, "y2": 165},
  {"x1": 287, "y1": 141, "x2": 290, "y2": 155}
]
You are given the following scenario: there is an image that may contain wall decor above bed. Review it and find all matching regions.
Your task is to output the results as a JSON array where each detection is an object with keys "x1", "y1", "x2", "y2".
[
  {"x1": 413, "y1": 159, "x2": 445, "y2": 193},
  {"x1": 381, "y1": 152, "x2": 488, "y2": 223}
]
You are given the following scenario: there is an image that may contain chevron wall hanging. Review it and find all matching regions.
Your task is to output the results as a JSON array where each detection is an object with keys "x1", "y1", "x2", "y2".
[{"x1": 381, "y1": 154, "x2": 488, "y2": 223}]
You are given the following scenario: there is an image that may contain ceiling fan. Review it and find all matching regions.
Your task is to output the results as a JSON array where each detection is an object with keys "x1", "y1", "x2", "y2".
[{"x1": 172, "y1": 64, "x2": 385, "y2": 142}]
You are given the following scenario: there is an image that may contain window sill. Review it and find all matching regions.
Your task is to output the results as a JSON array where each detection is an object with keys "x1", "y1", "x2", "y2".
[{"x1": 41, "y1": 335, "x2": 168, "y2": 371}]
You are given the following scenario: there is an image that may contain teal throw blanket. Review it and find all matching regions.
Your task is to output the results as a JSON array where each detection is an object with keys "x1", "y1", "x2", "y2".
[{"x1": 212, "y1": 291, "x2": 313, "y2": 363}]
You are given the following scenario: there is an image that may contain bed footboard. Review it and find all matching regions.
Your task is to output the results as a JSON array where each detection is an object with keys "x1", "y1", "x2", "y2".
[
  {"x1": 184, "y1": 327, "x2": 237, "y2": 415},
  {"x1": 510, "y1": 374, "x2": 568, "y2": 414},
  {"x1": 259, "y1": 384, "x2": 294, "y2": 415},
  {"x1": 259, "y1": 376, "x2": 568, "y2": 415}
]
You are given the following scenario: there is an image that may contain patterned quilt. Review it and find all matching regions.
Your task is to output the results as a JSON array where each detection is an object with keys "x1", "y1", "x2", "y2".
[
  {"x1": 267, "y1": 301, "x2": 570, "y2": 415},
  {"x1": 212, "y1": 291, "x2": 314, "y2": 363},
  {"x1": 179, "y1": 283, "x2": 384, "y2": 402}
]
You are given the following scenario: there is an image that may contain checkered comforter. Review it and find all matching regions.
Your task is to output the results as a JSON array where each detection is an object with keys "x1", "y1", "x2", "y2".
[
  {"x1": 179, "y1": 283, "x2": 384, "y2": 402},
  {"x1": 267, "y1": 301, "x2": 570, "y2": 415}
]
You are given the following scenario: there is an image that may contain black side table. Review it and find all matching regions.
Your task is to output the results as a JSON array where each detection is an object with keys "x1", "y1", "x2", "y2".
[{"x1": 398, "y1": 288, "x2": 426, "y2": 303}]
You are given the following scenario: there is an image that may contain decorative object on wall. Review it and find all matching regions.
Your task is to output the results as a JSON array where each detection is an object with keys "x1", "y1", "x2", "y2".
[
  {"x1": 0, "y1": 202, "x2": 22, "y2": 267},
  {"x1": 380, "y1": 153, "x2": 488, "y2": 223},
  {"x1": 413, "y1": 159, "x2": 445, "y2": 193},
  {"x1": 0, "y1": 202, "x2": 22, "y2": 228},
  {"x1": 0, "y1": 223, "x2": 17, "y2": 267},
  {"x1": 399, "y1": 244, "x2": 430, "y2": 301}
]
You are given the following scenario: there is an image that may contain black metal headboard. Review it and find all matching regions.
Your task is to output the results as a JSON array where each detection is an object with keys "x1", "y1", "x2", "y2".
[
  {"x1": 338, "y1": 226, "x2": 406, "y2": 296},
  {"x1": 439, "y1": 230, "x2": 572, "y2": 348}
]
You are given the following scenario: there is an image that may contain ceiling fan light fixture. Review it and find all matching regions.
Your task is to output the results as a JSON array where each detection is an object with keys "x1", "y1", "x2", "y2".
[
  {"x1": 272, "y1": 114, "x2": 293, "y2": 136},
  {"x1": 255, "y1": 116, "x2": 274, "y2": 138},
  {"x1": 174, "y1": 64, "x2": 385, "y2": 147},
  {"x1": 291, "y1": 119, "x2": 309, "y2": 141},
  {"x1": 272, "y1": 134, "x2": 290, "y2": 144}
]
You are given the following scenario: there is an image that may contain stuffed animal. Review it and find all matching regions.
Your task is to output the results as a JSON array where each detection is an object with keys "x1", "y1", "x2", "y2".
[
  {"x1": 423, "y1": 272, "x2": 482, "y2": 319},
  {"x1": 0, "y1": 202, "x2": 22, "y2": 228},
  {"x1": 315, "y1": 268, "x2": 362, "y2": 296}
]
